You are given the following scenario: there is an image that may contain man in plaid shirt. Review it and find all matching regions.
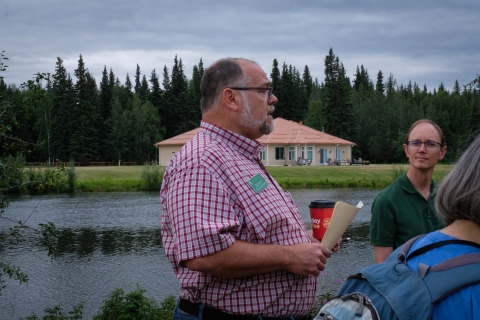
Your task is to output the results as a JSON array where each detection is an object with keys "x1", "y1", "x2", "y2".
[{"x1": 161, "y1": 58, "x2": 338, "y2": 320}]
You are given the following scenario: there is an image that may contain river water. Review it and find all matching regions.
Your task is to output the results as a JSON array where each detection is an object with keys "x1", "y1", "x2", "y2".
[{"x1": 0, "y1": 189, "x2": 380, "y2": 319}]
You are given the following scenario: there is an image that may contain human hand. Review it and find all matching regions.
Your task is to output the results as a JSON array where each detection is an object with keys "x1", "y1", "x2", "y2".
[
  {"x1": 284, "y1": 243, "x2": 331, "y2": 276},
  {"x1": 306, "y1": 230, "x2": 342, "y2": 253},
  {"x1": 331, "y1": 237, "x2": 342, "y2": 252},
  {"x1": 305, "y1": 229, "x2": 320, "y2": 243}
]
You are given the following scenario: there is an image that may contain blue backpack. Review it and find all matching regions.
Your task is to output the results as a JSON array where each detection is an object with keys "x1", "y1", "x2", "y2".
[{"x1": 315, "y1": 235, "x2": 480, "y2": 320}]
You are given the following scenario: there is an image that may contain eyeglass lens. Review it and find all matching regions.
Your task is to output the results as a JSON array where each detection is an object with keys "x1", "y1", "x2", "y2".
[{"x1": 408, "y1": 141, "x2": 440, "y2": 149}]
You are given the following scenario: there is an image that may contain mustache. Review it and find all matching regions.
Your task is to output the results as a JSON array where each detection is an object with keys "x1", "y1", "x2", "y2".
[{"x1": 267, "y1": 105, "x2": 275, "y2": 113}]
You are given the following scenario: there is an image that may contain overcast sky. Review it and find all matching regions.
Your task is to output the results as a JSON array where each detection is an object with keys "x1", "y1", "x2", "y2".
[{"x1": 2, "y1": 0, "x2": 479, "y2": 92}]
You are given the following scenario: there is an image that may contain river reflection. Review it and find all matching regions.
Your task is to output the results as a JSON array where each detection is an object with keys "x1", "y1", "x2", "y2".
[{"x1": 0, "y1": 189, "x2": 379, "y2": 319}]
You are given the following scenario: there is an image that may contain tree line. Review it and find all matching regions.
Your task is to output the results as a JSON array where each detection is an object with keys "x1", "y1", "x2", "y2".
[{"x1": 1, "y1": 49, "x2": 479, "y2": 164}]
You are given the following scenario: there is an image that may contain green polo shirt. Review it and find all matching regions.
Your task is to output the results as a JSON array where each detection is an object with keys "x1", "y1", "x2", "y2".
[{"x1": 370, "y1": 173, "x2": 444, "y2": 250}]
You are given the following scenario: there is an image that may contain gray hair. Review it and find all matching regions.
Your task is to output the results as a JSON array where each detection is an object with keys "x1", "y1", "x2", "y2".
[
  {"x1": 200, "y1": 58, "x2": 255, "y2": 113},
  {"x1": 435, "y1": 134, "x2": 480, "y2": 226}
]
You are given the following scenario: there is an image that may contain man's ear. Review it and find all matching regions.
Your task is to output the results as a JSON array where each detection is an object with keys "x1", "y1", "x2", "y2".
[
  {"x1": 222, "y1": 88, "x2": 240, "y2": 112},
  {"x1": 438, "y1": 146, "x2": 447, "y2": 160}
]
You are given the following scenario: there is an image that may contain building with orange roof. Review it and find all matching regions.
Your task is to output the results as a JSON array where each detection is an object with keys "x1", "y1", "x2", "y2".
[{"x1": 154, "y1": 118, "x2": 356, "y2": 166}]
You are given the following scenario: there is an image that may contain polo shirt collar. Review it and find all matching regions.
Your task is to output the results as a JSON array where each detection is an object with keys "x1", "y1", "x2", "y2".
[
  {"x1": 200, "y1": 121, "x2": 264, "y2": 157},
  {"x1": 399, "y1": 173, "x2": 436, "y2": 197}
]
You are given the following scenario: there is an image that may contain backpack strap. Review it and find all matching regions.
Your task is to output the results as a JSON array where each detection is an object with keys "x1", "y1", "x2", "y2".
[
  {"x1": 408, "y1": 239, "x2": 480, "y2": 260},
  {"x1": 360, "y1": 252, "x2": 480, "y2": 320},
  {"x1": 397, "y1": 234, "x2": 480, "y2": 263},
  {"x1": 397, "y1": 234, "x2": 425, "y2": 263},
  {"x1": 422, "y1": 254, "x2": 480, "y2": 303},
  {"x1": 394, "y1": 236, "x2": 480, "y2": 313}
]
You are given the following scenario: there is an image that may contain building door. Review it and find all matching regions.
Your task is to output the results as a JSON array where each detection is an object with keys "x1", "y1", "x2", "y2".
[
  {"x1": 288, "y1": 146, "x2": 295, "y2": 161},
  {"x1": 320, "y1": 148, "x2": 328, "y2": 164}
]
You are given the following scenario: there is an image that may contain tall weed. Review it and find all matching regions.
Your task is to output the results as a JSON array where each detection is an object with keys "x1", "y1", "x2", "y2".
[
  {"x1": 66, "y1": 161, "x2": 76, "y2": 193},
  {"x1": 391, "y1": 163, "x2": 405, "y2": 180},
  {"x1": 141, "y1": 164, "x2": 163, "y2": 191},
  {"x1": 25, "y1": 164, "x2": 76, "y2": 194}
]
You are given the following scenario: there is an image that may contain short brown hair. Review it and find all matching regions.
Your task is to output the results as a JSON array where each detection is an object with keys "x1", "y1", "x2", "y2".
[{"x1": 404, "y1": 119, "x2": 445, "y2": 147}]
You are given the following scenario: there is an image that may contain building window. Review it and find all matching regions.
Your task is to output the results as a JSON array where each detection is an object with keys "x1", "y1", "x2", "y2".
[
  {"x1": 259, "y1": 150, "x2": 265, "y2": 160},
  {"x1": 288, "y1": 147, "x2": 295, "y2": 160},
  {"x1": 275, "y1": 147, "x2": 285, "y2": 160},
  {"x1": 307, "y1": 147, "x2": 313, "y2": 160}
]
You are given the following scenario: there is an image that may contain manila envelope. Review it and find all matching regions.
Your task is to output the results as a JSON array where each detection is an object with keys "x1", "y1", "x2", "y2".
[{"x1": 320, "y1": 201, "x2": 363, "y2": 249}]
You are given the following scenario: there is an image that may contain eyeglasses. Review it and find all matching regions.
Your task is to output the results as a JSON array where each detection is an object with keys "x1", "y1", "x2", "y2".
[
  {"x1": 229, "y1": 87, "x2": 274, "y2": 99},
  {"x1": 407, "y1": 141, "x2": 442, "y2": 150}
]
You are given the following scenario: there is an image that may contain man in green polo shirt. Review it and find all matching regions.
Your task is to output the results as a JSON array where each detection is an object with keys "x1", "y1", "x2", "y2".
[{"x1": 370, "y1": 119, "x2": 447, "y2": 263}]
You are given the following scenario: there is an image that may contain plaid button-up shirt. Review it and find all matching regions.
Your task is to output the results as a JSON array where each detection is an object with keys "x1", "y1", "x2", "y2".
[{"x1": 160, "y1": 121, "x2": 316, "y2": 316}]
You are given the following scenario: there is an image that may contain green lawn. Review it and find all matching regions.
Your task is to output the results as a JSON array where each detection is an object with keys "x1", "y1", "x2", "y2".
[{"x1": 71, "y1": 164, "x2": 453, "y2": 191}]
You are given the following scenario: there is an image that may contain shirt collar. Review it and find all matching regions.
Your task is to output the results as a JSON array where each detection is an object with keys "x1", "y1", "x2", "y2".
[
  {"x1": 399, "y1": 173, "x2": 437, "y2": 196},
  {"x1": 200, "y1": 121, "x2": 265, "y2": 157}
]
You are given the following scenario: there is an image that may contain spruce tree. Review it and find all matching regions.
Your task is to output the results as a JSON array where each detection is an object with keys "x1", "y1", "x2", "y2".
[
  {"x1": 149, "y1": 69, "x2": 164, "y2": 116},
  {"x1": 140, "y1": 74, "x2": 150, "y2": 101},
  {"x1": 98, "y1": 66, "x2": 114, "y2": 161},
  {"x1": 323, "y1": 48, "x2": 354, "y2": 140},
  {"x1": 301, "y1": 65, "x2": 313, "y2": 120},
  {"x1": 161, "y1": 65, "x2": 171, "y2": 137},
  {"x1": 270, "y1": 59, "x2": 280, "y2": 101},
  {"x1": 453, "y1": 80, "x2": 461, "y2": 95},
  {"x1": 70, "y1": 55, "x2": 99, "y2": 163},
  {"x1": 107, "y1": 94, "x2": 129, "y2": 162},
  {"x1": 29, "y1": 74, "x2": 53, "y2": 163},
  {"x1": 50, "y1": 57, "x2": 75, "y2": 162},
  {"x1": 304, "y1": 82, "x2": 325, "y2": 131},
  {"x1": 125, "y1": 73, "x2": 133, "y2": 93},
  {"x1": 277, "y1": 63, "x2": 293, "y2": 119},
  {"x1": 169, "y1": 56, "x2": 189, "y2": 136},
  {"x1": 292, "y1": 66, "x2": 306, "y2": 121},
  {"x1": 134, "y1": 64, "x2": 141, "y2": 95},
  {"x1": 186, "y1": 63, "x2": 202, "y2": 128},
  {"x1": 375, "y1": 70, "x2": 385, "y2": 95},
  {"x1": 109, "y1": 69, "x2": 116, "y2": 90}
]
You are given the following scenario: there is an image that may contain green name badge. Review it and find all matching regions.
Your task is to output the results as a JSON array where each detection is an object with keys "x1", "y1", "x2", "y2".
[{"x1": 248, "y1": 174, "x2": 268, "y2": 193}]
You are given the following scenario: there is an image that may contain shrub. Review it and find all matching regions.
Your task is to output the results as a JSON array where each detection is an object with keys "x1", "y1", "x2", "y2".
[
  {"x1": 94, "y1": 285, "x2": 175, "y2": 320},
  {"x1": 0, "y1": 153, "x2": 26, "y2": 194},
  {"x1": 310, "y1": 271, "x2": 345, "y2": 317},
  {"x1": 23, "y1": 303, "x2": 83, "y2": 320},
  {"x1": 140, "y1": 164, "x2": 163, "y2": 191},
  {"x1": 24, "y1": 164, "x2": 76, "y2": 194}
]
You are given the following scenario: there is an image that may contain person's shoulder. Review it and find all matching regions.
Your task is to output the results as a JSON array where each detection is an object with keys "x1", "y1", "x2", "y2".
[{"x1": 376, "y1": 175, "x2": 404, "y2": 198}]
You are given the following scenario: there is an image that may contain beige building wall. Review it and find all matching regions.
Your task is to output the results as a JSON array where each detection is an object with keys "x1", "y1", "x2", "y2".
[
  {"x1": 157, "y1": 145, "x2": 182, "y2": 166},
  {"x1": 260, "y1": 144, "x2": 353, "y2": 166}
]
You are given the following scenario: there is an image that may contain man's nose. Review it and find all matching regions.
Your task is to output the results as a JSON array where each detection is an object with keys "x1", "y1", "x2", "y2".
[
  {"x1": 269, "y1": 93, "x2": 278, "y2": 105},
  {"x1": 418, "y1": 142, "x2": 428, "y2": 151}
]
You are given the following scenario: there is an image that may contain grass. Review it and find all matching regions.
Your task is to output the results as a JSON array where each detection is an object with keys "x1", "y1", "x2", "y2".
[
  {"x1": 73, "y1": 166, "x2": 146, "y2": 192},
  {"x1": 268, "y1": 164, "x2": 452, "y2": 188},
  {"x1": 65, "y1": 163, "x2": 453, "y2": 191}
]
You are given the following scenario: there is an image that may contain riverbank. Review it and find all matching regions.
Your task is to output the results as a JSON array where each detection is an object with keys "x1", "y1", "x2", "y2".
[{"x1": 71, "y1": 164, "x2": 453, "y2": 192}]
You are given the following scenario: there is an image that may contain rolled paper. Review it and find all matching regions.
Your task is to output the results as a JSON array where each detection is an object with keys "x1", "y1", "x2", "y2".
[{"x1": 320, "y1": 201, "x2": 363, "y2": 250}]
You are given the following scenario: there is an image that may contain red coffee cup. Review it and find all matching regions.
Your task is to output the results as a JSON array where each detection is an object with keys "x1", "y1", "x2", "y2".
[{"x1": 309, "y1": 200, "x2": 335, "y2": 240}]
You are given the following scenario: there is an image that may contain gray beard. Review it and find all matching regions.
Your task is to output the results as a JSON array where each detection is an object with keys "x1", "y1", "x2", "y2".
[{"x1": 240, "y1": 94, "x2": 274, "y2": 136}]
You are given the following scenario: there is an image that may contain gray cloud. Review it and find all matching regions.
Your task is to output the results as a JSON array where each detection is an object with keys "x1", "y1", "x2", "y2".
[{"x1": 2, "y1": 0, "x2": 479, "y2": 92}]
